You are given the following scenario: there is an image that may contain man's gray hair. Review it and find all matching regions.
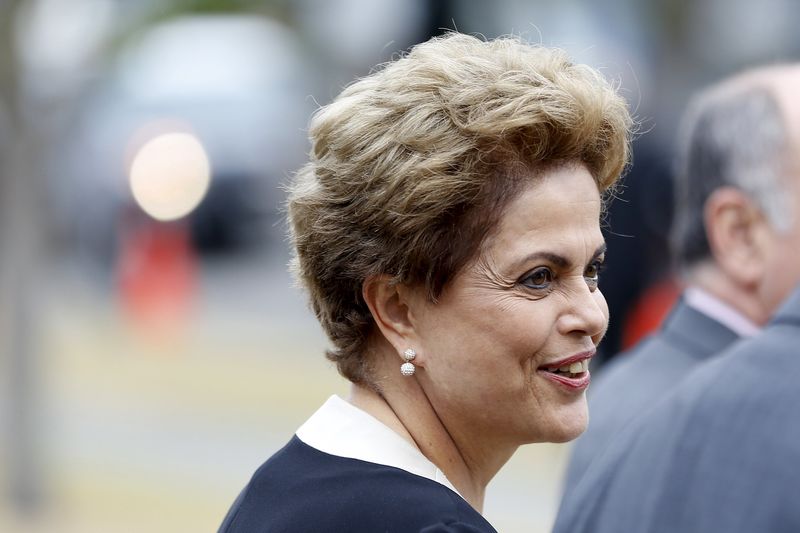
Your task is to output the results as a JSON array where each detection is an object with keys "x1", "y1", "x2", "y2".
[{"x1": 672, "y1": 85, "x2": 791, "y2": 268}]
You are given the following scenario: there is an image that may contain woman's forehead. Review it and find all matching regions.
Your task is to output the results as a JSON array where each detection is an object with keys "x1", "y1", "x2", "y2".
[{"x1": 483, "y1": 166, "x2": 604, "y2": 261}]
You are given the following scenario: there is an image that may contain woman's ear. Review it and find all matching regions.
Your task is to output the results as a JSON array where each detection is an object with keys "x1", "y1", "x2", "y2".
[
  {"x1": 704, "y1": 187, "x2": 769, "y2": 288},
  {"x1": 362, "y1": 276, "x2": 422, "y2": 357}
]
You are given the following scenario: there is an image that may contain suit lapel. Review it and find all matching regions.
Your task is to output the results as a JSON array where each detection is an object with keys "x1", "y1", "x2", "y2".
[
  {"x1": 658, "y1": 298, "x2": 740, "y2": 361},
  {"x1": 770, "y1": 287, "x2": 800, "y2": 327}
]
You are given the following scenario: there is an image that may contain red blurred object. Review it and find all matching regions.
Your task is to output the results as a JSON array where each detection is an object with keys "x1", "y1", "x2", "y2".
[
  {"x1": 117, "y1": 216, "x2": 197, "y2": 338},
  {"x1": 621, "y1": 276, "x2": 681, "y2": 350}
]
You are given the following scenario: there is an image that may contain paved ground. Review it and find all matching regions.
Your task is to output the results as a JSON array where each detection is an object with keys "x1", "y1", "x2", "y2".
[{"x1": 0, "y1": 249, "x2": 572, "y2": 532}]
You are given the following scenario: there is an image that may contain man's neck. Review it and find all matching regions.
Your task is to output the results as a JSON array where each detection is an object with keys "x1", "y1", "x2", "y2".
[{"x1": 685, "y1": 262, "x2": 771, "y2": 326}]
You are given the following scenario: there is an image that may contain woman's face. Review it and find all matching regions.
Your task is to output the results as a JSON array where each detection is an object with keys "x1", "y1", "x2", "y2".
[{"x1": 413, "y1": 163, "x2": 608, "y2": 446}]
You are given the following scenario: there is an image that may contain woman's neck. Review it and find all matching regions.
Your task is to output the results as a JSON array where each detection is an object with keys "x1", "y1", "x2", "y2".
[{"x1": 348, "y1": 381, "x2": 513, "y2": 513}]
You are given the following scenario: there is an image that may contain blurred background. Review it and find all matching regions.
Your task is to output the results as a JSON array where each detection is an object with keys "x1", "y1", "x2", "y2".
[{"x1": 1, "y1": 0, "x2": 799, "y2": 531}]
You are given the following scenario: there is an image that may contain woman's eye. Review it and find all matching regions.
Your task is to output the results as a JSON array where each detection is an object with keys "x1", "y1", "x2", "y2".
[
  {"x1": 521, "y1": 267, "x2": 553, "y2": 290},
  {"x1": 584, "y1": 260, "x2": 604, "y2": 290}
]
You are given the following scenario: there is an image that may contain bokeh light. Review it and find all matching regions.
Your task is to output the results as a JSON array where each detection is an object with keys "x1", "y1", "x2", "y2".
[{"x1": 128, "y1": 132, "x2": 211, "y2": 221}]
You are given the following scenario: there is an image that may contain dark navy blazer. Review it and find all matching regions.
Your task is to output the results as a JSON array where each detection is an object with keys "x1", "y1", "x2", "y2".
[
  {"x1": 219, "y1": 436, "x2": 496, "y2": 533},
  {"x1": 562, "y1": 296, "x2": 740, "y2": 495},
  {"x1": 554, "y1": 287, "x2": 800, "y2": 533}
]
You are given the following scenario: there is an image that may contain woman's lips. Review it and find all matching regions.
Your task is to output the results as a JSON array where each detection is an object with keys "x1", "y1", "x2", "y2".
[
  {"x1": 542, "y1": 350, "x2": 595, "y2": 369},
  {"x1": 538, "y1": 368, "x2": 591, "y2": 391},
  {"x1": 537, "y1": 350, "x2": 594, "y2": 391}
]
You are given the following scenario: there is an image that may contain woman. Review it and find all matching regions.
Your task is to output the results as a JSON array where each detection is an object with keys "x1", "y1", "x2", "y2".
[{"x1": 220, "y1": 32, "x2": 632, "y2": 532}]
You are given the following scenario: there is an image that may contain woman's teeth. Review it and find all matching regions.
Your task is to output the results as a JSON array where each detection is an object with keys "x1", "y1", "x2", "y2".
[{"x1": 549, "y1": 360, "x2": 589, "y2": 375}]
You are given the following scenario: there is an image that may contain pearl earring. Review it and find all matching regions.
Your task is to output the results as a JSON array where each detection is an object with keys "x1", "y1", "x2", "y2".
[{"x1": 400, "y1": 348, "x2": 416, "y2": 376}]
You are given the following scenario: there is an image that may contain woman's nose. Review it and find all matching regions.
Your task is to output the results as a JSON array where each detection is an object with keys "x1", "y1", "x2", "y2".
[{"x1": 557, "y1": 285, "x2": 608, "y2": 339}]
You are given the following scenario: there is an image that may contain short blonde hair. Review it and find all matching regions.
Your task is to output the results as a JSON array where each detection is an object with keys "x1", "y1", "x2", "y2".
[{"x1": 288, "y1": 32, "x2": 632, "y2": 384}]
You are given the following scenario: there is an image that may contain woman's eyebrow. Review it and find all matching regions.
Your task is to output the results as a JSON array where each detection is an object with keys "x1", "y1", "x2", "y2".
[
  {"x1": 592, "y1": 243, "x2": 608, "y2": 259},
  {"x1": 514, "y1": 243, "x2": 607, "y2": 271},
  {"x1": 514, "y1": 251, "x2": 569, "y2": 270}
]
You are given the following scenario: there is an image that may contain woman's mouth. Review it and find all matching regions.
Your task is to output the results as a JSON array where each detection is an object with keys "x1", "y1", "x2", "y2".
[
  {"x1": 538, "y1": 358, "x2": 591, "y2": 390},
  {"x1": 543, "y1": 359, "x2": 589, "y2": 377}
]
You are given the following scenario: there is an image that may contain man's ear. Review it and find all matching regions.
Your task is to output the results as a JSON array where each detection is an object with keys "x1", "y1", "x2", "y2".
[
  {"x1": 704, "y1": 187, "x2": 770, "y2": 288},
  {"x1": 362, "y1": 275, "x2": 422, "y2": 358}
]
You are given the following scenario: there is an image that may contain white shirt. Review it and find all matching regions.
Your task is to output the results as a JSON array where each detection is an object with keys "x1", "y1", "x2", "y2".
[
  {"x1": 684, "y1": 286, "x2": 760, "y2": 338},
  {"x1": 296, "y1": 395, "x2": 460, "y2": 495}
]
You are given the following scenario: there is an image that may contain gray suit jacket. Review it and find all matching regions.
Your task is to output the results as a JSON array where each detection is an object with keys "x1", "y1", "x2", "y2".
[
  {"x1": 562, "y1": 297, "x2": 740, "y2": 495},
  {"x1": 553, "y1": 287, "x2": 800, "y2": 533}
]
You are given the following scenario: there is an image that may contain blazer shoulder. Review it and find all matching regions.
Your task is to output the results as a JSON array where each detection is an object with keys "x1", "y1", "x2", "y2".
[{"x1": 220, "y1": 437, "x2": 496, "y2": 533}]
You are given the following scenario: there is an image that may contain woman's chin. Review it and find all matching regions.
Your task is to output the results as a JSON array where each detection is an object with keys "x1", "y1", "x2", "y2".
[
  {"x1": 517, "y1": 406, "x2": 588, "y2": 444},
  {"x1": 546, "y1": 404, "x2": 589, "y2": 443},
  {"x1": 549, "y1": 425, "x2": 586, "y2": 443}
]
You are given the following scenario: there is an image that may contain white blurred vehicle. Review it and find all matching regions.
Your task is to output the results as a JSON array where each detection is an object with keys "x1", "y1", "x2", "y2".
[{"x1": 58, "y1": 14, "x2": 316, "y2": 261}]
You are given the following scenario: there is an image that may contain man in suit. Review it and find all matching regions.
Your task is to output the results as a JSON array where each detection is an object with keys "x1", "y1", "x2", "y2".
[
  {"x1": 562, "y1": 63, "x2": 800, "y2": 495},
  {"x1": 554, "y1": 284, "x2": 800, "y2": 532},
  {"x1": 554, "y1": 64, "x2": 800, "y2": 533}
]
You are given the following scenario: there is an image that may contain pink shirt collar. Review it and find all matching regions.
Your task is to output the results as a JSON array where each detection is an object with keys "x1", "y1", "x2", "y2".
[{"x1": 684, "y1": 287, "x2": 760, "y2": 338}]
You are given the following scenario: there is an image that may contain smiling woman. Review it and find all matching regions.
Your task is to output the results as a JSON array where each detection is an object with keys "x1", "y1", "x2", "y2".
[
  {"x1": 414, "y1": 164, "x2": 609, "y2": 452},
  {"x1": 219, "y1": 32, "x2": 632, "y2": 533}
]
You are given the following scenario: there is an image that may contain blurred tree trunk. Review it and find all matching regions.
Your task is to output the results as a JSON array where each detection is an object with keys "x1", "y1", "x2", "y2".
[{"x1": 0, "y1": 0, "x2": 45, "y2": 517}]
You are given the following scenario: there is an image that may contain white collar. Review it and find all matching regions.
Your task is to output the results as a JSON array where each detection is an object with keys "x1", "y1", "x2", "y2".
[
  {"x1": 684, "y1": 286, "x2": 761, "y2": 337},
  {"x1": 296, "y1": 395, "x2": 460, "y2": 496}
]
